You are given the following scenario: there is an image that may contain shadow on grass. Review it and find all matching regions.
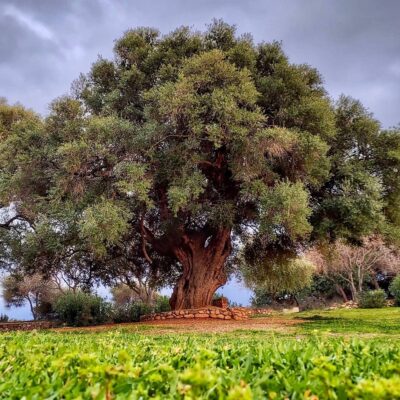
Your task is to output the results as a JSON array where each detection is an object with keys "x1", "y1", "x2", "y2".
[
  {"x1": 300, "y1": 315, "x2": 339, "y2": 321},
  {"x1": 293, "y1": 309, "x2": 400, "y2": 335}
]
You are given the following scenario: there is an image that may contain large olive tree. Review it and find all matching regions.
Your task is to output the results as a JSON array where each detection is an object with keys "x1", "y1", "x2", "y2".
[{"x1": 0, "y1": 21, "x2": 398, "y2": 309}]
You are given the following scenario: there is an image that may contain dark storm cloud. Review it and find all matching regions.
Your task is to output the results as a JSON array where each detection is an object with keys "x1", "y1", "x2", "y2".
[{"x1": 1, "y1": 0, "x2": 399, "y2": 127}]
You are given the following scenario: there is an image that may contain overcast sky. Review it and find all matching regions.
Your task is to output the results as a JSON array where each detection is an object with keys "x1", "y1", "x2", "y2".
[
  {"x1": 1, "y1": 0, "x2": 399, "y2": 127},
  {"x1": 0, "y1": 0, "x2": 399, "y2": 318}
]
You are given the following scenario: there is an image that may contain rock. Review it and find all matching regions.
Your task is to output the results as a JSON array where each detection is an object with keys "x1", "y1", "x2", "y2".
[{"x1": 282, "y1": 307, "x2": 300, "y2": 314}]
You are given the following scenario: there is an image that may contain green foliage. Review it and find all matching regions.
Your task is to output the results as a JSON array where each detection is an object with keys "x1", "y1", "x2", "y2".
[
  {"x1": 154, "y1": 295, "x2": 171, "y2": 312},
  {"x1": 250, "y1": 288, "x2": 274, "y2": 307},
  {"x1": 167, "y1": 171, "x2": 207, "y2": 216},
  {"x1": 112, "y1": 295, "x2": 171, "y2": 323},
  {"x1": 358, "y1": 290, "x2": 387, "y2": 309},
  {"x1": 79, "y1": 200, "x2": 132, "y2": 257},
  {"x1": 114, "y1": 162, "x2": 152, "y2": 206},
  {"x1": 1, "y1": 329, "x2": 400, "y2": 399},
  {"x1": 244, "y1": 255, "x2": 315, "y2": 296},
  {"x1": 373, "y1": 129, "x2": 400, "y2": 243},
  {"x1": 0, "y1": 101, "x2": 47, "y2": 208},
  {"x1": 1, "y1": 22, "x2": 399, "y2": 306},
  {"x1": 54, "y1": 291, "x2": 112, "y2": 326},
  {"x1": 389, "y1": 275, "x2": 400, "y2": 305},
  {"x1": 112, "y1": 302, "x2": 153, "y2": 323},
  {"x1": 313, "y1": 168, "x2": 384, "y2": 241},
  {"x1": 311, "y1": 96, "x2": 391, "y2": 243},
  {"x1": 259, "y1": 181, "x2": 312, "y2": 240}
]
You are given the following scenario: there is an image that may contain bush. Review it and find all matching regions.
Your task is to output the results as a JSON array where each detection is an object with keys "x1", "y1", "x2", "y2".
[
  {"x1": 0, "y1": 313, "x2": 9, "y2": 322},
  {"x1": 54, "y1": 291, "x2": 112, "y2": 326},
  {"x1": 112, "y1": 302, "x2": 153, "y2": 323},
  {"x1": 35, "y1": 301, "x2": 56, "y2": 320},
  {"x1": 389, "y1": 275, "x2": 400, "y2": 305},
  {"x1": 112, "y1": 305, "x2": 132, "y2": 323},
  {"x1": 154, "y1": 295, "x2": 171, "y2": 313},
  {"x1": 112, "y1": 296, "x2": 171, "y2": 323},
  {"x1": 359, "y1": 289, "x2": 387, "y2": 309}
]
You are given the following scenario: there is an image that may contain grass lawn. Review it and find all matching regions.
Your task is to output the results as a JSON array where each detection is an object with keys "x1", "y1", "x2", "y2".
[
  {"x1": 290, "y1": 307, "x2": 400, "y2": 336},
  {"x1": 1, "y1": 308, "x2": 400, "y2": 399}
]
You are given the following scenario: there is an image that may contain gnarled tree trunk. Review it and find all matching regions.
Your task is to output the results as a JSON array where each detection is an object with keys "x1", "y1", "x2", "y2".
[
  {"x1": 335, "y1": 284, "x2": 348, "y2": 302},
  {"x1": 169, "y1": 228, "x2": 231, "y2": 310}
]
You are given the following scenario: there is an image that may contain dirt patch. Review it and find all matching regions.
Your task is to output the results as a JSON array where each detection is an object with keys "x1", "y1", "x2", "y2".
[
  {"x1": 54, "y1": 316, "x2": 305, "y2": 334},
  {"x1": 140, "y1": 317, "x2": 304, "y2": 334}
]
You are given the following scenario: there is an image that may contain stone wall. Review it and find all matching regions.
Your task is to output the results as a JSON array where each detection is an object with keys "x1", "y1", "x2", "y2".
[
  {"x1": 0, "y1": 321, "x2": 60, "y2": 332},
  {"x1": 140, "y1": 307, "x2": 250, "y2": 321}
]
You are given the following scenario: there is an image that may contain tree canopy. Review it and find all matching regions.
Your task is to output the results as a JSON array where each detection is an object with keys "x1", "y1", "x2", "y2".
[{"x1": 0, "y1": 20, "x2": 399, "y2": 309}]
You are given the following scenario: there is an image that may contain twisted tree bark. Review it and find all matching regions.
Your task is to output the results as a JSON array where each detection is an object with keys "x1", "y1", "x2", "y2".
[{"x1": 169, "y1": 228, "x2": 232, "y2": 310}]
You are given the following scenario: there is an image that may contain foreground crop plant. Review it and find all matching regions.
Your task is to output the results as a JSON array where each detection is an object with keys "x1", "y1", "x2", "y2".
[{"x1": 0, "y1": 21, "x2": 398, "y2": 309}]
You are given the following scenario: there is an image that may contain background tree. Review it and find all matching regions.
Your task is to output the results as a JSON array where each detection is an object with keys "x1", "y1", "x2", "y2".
[
  {"x1": 312, "y1": 96, "x2": 400, "y2": 244},
  {"x1": 306, "y1": 236, "x2": 400, "y2": 301},
  {"x1": 110, "y1": 283, "x2": 157, "y2": 306},
  {"x1": 2, "y1": 273, "x2": 58, "y2": 320},
  {"x1": 240, "y1": 242, "x2": 315, "y2": 305},
  {"x1": 0, "y1": 21, "x2": 399, "y2": 310}
]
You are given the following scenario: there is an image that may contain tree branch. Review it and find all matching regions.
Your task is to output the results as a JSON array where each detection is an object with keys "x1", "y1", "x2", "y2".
[{"x1": 140, "y1": 217, "x2": 153, "y2": 265}]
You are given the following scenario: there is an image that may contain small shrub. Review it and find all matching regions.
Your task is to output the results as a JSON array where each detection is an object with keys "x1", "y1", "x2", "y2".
[
  {"x1": 112, "y1": 302, "x2": 153, "y2": 323},
  {"x1": 389, "y1": 275, "x2": 400, "y2": 306},
  {"x1": 112, "y1": 296, "x2": 170, "y2": 323},
  {"x1": 229, "y1": 301, "x2": 243, "y2": 308},
  {"x1": 35, "y1": 301, "x2": 56, "y2": 320},
  {"x1": 0, "y1": 313, "x2": 9, "y2": 322},
  {"x1": 154, "y1": 295, "x2": 171, "y2": 313},
  {"x1": 359, "y1": 289, "x2": 387, "y2": 309},
  {"x1": 54, "y1": 291, "x2": 112, "y2": 326},
  {"x1": 130, "y1": 302, "x2": 154, "y2": 321},
  {"x1": 112, "y1": 305, "x2": 131, "y2": 323}
]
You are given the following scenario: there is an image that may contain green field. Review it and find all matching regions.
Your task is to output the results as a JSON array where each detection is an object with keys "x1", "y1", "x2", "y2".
[
  {"x1": 1, "y1": 308, "x2": 400, "y2": 399},
  {"x1": 293, "y1": 307, "x2": 400, "y2": 335}
]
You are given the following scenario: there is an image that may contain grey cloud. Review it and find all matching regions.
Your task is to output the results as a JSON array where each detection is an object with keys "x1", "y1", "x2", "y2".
[{"x1": 0, "y1": 0, "x2": 399, "y2": 127}]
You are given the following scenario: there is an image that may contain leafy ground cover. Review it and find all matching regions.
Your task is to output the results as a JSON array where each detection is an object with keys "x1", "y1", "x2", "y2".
[{"x1": 1, "y1": 308, "x2": 400, "y2": 399}]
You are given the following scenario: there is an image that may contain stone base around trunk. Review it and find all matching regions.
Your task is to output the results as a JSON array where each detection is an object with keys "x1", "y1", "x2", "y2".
[{"x1": 140, "y1": 306, "x2": 251, "y2": 321}]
